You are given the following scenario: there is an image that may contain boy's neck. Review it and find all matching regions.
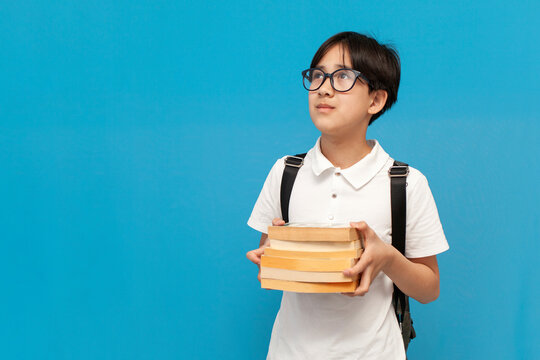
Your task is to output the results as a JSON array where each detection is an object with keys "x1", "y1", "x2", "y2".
[{"x1": 319, "y1": 133, "x2": 373, "y2": 170}]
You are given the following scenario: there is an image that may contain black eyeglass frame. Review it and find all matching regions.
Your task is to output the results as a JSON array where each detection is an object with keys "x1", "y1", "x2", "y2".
[{"x1": 301, "y1": 67, "x2": 371, "y2": 92}]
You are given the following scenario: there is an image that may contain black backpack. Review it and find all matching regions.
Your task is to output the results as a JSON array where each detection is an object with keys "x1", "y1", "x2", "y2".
[{"x1": 280, "y1": 153, "x2": 416, "y2": 351}]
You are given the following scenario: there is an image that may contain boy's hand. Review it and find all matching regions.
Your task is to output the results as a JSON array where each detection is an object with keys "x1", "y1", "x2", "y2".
[
  {"x1": 246, "y1": 218, "x2": 285, "y2": 282},
  {"x1": 341, "y1": 221, "x2": 395, "y2": 297}
]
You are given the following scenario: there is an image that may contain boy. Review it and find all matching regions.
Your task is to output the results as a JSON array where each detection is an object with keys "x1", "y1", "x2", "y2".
[{"x1": 246, "y1": 31, "x2": 449, "y2": 359}]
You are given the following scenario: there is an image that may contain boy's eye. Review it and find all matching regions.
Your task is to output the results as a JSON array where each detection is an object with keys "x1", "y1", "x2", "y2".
[{"x1": 336, "y1": 71, "x2": 351, "y2": 79}]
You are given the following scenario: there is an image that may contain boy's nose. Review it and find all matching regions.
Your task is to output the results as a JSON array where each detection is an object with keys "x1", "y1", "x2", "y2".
[{"x1": 317, "y1": 78, "x2": 334, "y2": 96}]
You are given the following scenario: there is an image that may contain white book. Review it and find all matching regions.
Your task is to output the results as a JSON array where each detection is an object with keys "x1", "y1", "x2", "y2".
[
  {"x1": 285, "y1": 222, "x2": 351, "y2": 227},
  {"x1": 261, "y1": 267, "x2": 357, "y2": 283},
  {"x1": 269, "y1": 238, "x2": 362, "y2": 251}
]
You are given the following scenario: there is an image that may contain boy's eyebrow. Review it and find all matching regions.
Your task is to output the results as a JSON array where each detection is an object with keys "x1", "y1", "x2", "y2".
[{"x1": 318, "y1": 64, "x2": 348, "y2": 70}]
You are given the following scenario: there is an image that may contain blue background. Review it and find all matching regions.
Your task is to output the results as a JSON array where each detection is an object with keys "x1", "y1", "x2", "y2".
[{"x1": 1, "y1": 1, "x2": 539, "y2": 359}]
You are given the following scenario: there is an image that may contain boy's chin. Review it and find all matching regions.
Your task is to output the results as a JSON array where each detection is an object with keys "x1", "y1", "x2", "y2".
[
  {"x1": 312, "y1": 115, "x2": 342, "y2": 129},
  {"x1": 312, "y1": 123, "x2": 345, "y2": 137},
  {"x1": 311, "y1": 114, "x2": 369, "y2": 136},
  {"x1": 312, "y1": 122, "x2": 366, "y2": 140}
]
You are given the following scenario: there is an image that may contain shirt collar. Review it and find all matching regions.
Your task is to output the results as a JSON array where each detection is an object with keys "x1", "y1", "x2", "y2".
[{"x1": 311, "y1": 136, "x2": 390, "y2": 190}]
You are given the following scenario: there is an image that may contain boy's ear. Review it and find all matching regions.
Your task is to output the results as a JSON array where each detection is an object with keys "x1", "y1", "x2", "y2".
[{"x1": 368, "y1": 90, "x2": 388, "y2": 115}]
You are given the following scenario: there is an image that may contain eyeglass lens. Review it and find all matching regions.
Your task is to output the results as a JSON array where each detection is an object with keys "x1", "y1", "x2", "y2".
[{"x1": 303, "y1": 69, "x2": 358, "y2": 92}]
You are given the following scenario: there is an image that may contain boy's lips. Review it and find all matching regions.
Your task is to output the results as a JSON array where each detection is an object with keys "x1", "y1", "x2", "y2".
[
  {"x1": 316, "y1": 103, "x2": 335, "y2": 112},
  {"x1": 316, "y1": 103, "x2": 335, "y2": 109}
]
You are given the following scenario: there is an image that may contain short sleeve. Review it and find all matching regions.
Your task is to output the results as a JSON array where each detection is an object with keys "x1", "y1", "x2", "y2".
[
  {"x1": 405, "y1": 171, "x2": 449, "y2": 258},
  {"x1": 247, "y1": 157, "x2": 286, "y2": 234}
]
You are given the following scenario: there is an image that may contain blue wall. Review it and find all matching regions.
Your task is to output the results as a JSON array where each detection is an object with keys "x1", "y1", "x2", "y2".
[{"x1": 1, "y1": 1, "x2": 538, "y2": 359}]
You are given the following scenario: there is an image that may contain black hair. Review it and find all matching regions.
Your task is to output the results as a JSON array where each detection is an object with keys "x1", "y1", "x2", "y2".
[{"x1": 310, "y1": 31, "x2": 401, "y2": 125}]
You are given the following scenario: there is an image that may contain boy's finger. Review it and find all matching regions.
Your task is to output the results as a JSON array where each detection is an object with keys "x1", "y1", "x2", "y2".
[
  {"x1": 246, "y1": 249, "x2": 264, "y2": 264},
  {"x1": 272, "y1": 218, "x2": 286, "y2": 226},
  {"x1": 349, "y1": 221, "x2": 368, "y2": 231},
  {"x1": 349, "y1": 221, "x2": 369, "y2": 247},
  {"x1": 247, "y1": 247, "x2": 265, "y2": 256},
  {"x1": 343, "y1": 255, "x2": 369, "y2": 277},
  {"x1": 354, "y1": 267, "x2": 373, "y2": 296}
]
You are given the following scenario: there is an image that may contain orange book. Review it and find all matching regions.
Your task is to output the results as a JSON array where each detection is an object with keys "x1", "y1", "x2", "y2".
[
  {"x1": 268, "y1": 224, "x2": 363, "y2": 242},
  {"x1": 262, "y1": 278, "x2": 358, "y2": 293},
  {"x1": 261, "y1": 254, "x2": 356, "y2": 272}
]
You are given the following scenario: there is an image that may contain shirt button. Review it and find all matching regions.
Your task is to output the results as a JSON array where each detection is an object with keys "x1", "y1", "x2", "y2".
[
  {"x1": 332, "y1": 193, "x2": 337, "y2": 198},
  {"x1": 335, "y1": 172, "x2": 341, "y2": 176},
  {"x1": 328, "y1": 215, "x2": 334, "y2": 220}
]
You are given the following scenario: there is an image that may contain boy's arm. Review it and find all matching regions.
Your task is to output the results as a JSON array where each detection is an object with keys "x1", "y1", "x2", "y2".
[
  {"x1": 342, "y1": 221, "x2": 440, "y2": 304},
  {"x1": 259, "y1": 233, "x2": 269, "y2": 248},
  {"x1": 380, "y1": 249, "x2": 440, "y2": 304}
]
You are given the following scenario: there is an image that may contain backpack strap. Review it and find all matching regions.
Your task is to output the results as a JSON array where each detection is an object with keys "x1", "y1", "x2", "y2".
[
  {"x1": 389, "y1": 160, "x2": 408, "y2": 254},
  {"x1": 389, "y1": 160, "x2": 416, "y2": 350},
  {"x1": 280, "y1": 154, "x2": 307, "y2": 223}
]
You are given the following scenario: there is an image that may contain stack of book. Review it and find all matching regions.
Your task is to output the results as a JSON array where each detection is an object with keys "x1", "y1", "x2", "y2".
[{"x1": 260, "y1": 223, "x2": 364, "y2": 293}]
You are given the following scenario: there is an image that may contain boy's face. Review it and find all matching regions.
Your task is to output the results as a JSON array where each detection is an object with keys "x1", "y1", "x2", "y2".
[{"x1": 308, "y1": 44, "x2": 379, "y2": 137}]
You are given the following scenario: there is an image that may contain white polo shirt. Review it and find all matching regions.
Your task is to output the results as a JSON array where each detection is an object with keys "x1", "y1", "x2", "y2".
[{"x1": 247, "y1": 137, "x2": 449, "y2": 360}]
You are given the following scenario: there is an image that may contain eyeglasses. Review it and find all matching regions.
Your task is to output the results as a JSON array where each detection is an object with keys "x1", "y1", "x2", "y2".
[{"x1": 301, "y1": 68, "x2": 370, "y2": 92}]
